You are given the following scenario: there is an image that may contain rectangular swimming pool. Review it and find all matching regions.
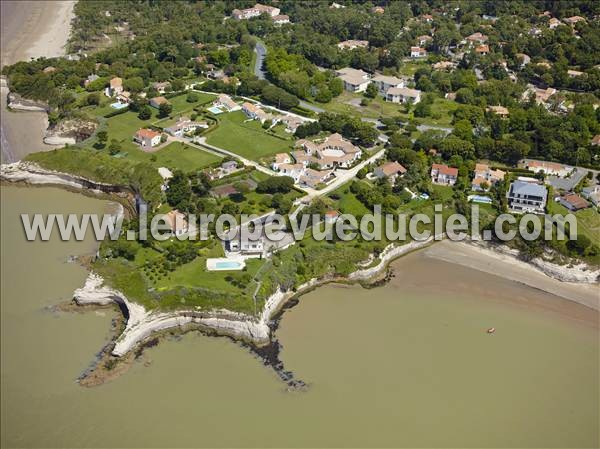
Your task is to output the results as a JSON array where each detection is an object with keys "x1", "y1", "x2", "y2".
[
  {"x1": 215, "y1": 261, "x2": 243, "y2": 269},
  {"x1": 207, "y1": 106, "x2": 223, "y2": 114},
  {"x1": 110, "y1": 102, "x2": 129, "y2": 110},
  {"x1": 206, "y1": 258, "x2": 246, "y2": 271}
]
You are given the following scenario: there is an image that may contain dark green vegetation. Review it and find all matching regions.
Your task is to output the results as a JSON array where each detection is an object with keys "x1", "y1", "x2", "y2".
[{"x1": 4, "y1": 1, "x2": 599, "y2": 313}]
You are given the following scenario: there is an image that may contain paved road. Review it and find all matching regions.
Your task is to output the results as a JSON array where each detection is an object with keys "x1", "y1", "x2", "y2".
[{"x1": 254, "y1": 41, "x2": 267, "y2": 80}]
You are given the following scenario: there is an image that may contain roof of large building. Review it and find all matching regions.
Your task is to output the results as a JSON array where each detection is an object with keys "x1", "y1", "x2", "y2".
[
  {"x1": 386, "y1": 87, "x2": 421, "y2": 98},
  {"x1": 509, "y1": 180, "x2": 547, "y2": 198},
  {"x1": 561, "y1": 193, "x2": 590, "y2": 210},
  {"x1": 135, "y1": 128, "x2": 161, "y2": 139},
  {"x1": 371, "y1": 74, "x2": 404, "y2": 85},
  {"x1": 336, "y1": 67, "x2": 369, "y2": 86},
  {"x1": 376, "y1": 161, "x2": 407, "y2": 177},
  {"x1": 431, "y1": 163, "x2": 458, "y2": 177}
]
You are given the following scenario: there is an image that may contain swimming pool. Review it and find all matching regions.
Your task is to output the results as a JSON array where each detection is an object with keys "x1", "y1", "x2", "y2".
[
  {"x1": 468, "y1": 195, "x2": 493, "y2": 204},
  {"x1": 207, "y1": 106, "x2": 223, "y2": 114},
  {"x1": 215, "y1": 261, "x2": 243, "y2": 269},
  {"x1": 206, "y1": 258, "x2": 246, "y2": 271},
  {"x1": 110, "y1": 102, "x2": 129, "y2": 110}
]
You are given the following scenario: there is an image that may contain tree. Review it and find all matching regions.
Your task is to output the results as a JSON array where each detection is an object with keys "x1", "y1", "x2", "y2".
[
  {"x1": 166, "y1": 170, "x2": 191, "y2": 210},
  {"x1": 138, "y1": 105, "x2": 152, "y2": 120},
  {"x1": 95, "y1": 130, "x2": 108, "y2": 149},
  {"x1": 256, "y1": 176, "x2": 294, "y2": 194},
  {"x1": 108, "y1": 139, "x2": 121, "y2": 155},
  {"x1": 186, "y1": 92, "x2": 199, "y2": 103},
  {"x1": 365, "y1": 82, "x2": 378, "y2": 98},
  {"x1": 85, "y1": 92, "x2": 100, "y2": 105},
  {"x1": 158, "y1": 102, "x2": 173, "y2": 118}
]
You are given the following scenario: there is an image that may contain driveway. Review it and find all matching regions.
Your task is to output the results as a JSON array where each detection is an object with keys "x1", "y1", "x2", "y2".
[
  {"x1": 253, "y1": 41, "x2": 267, "y2": 80},
  {"x1": 546, "y1": 168, "x2": 587, "y2": 192}
]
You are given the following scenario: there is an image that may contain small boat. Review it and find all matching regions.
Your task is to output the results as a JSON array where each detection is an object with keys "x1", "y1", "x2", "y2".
[{"x1": 487, "y1": 327, "x2": 496, "y2": 334}]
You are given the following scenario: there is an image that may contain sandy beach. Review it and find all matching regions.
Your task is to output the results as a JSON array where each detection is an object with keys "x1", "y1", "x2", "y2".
[
  {"x1": 422, "y1": 240, "x2": 599, "y2": 311},
  {"x1": 1, "y1": 1, "x2": 75, "y2": 163}
]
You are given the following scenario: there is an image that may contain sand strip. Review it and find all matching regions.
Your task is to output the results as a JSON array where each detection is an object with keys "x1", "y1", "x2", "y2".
[{"x1": 422, "y1": 240, "x2": 599, "y2": 311}]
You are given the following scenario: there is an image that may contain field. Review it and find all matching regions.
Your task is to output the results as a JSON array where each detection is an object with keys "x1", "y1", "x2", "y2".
[
  {"x1": 310, "y1": 91, "x2": 457, "y2": 127},
  {"x1": 124, "y1": 141, "x2": 222, "y2": 172},
  {"x1": 205, "y1": 110, "x2": 294, "y2": 160}
]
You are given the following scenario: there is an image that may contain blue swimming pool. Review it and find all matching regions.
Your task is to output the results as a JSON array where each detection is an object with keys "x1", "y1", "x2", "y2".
[
  {"x1": 207, "y1": 106, "x2": 223, "y2": 114},
  {"x1": 110, "y1": 102, "x2": 128, "y2": 110},
  {"x1": 469, "y1": 195, "x2": 493, "y2": 204},
  {"x1": 215, "y1": 260, "x2": 243, "y2": 269}
]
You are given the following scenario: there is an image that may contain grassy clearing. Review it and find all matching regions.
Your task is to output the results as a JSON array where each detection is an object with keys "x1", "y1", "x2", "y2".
[
  {"x1": 205, "y1": 110, "x2": 294, "y2": 160},
  {"x1": 311, "y1": 91, "x2": 456, "y2": 127},
  {"x1": 124, "y1": 142, "x2": 222, "y2": 172}
]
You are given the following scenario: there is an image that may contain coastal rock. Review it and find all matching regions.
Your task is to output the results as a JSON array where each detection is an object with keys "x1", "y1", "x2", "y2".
[
  {"x1": 6, "y1": 90, "x2": 49, "y2": 112},
  {"x1": 44, "y1": 118, "x2": 97, "y2": 144}
]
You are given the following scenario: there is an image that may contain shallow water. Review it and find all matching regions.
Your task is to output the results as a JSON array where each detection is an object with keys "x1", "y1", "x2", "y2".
[{"x1": 1, "y1": 185, "x2": 598, "y2": 448}]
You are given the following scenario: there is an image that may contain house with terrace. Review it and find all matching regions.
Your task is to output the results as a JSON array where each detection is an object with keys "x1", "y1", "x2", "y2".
[
  {"x1": 164, "y1": 117, "x2": 208, "y2": 137},
  {"x1": 213, "y1": 94, "x2": 241, "y2": 112},
  {"x1": 385, "y1": 87, "x2": 421, "y2": 104},
  {"x1": 106, "y1": 77, "x2": 123, "y2": 97},
  {"x1": 293, "y1": 133, "x2": 362, "y2": 170},
  {"x1": 431, "y1": 164, "x2": 458, "y2": 186},
  {"x1": 519, "y1": 159, "x2": 574, "y2": 177},
  {"x1": 410, "y1": 46, "x2": 427, "y2": 58},
  {"x1": 507, "y1": 181, "x2": 547, "y2": 214},
  {"x1": 337, "y1": 40, "x2": 369, "y2": 51},
  {"x1": 471, "y1": 164, "x2": 505, "y2": 191},
  {"x1": 134, "y1": 128, "x2": 161, "y2": 149},
  {"x1": 371, "y1": 74, "x2": 405, "y2": 95},
  {"x1": 231, "y1": 3, "x2": 280, "y2": 20},
  {"x1": 374, "y1": 161, "x2": 407, "y2": 184},
  {"x1": 272, "y1": 153, "x2": 292, "y2": 170},
  {"x1": 299, "y1": 168, "x2": 333, "y2": 189},
  {"x1": 241, "y1": 102, "x2": 275, "y2": 124},
  {"x1": 336, "y1": 67, "x2": 370, "y2": 93}
]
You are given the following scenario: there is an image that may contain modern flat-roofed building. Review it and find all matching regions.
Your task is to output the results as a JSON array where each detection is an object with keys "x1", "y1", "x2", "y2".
[{"x1": 507, "y1": 180, "x2": 547, "y2": 213}]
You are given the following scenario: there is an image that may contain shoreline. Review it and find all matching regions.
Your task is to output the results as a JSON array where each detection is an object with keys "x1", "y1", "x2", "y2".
[
  {"x1": 1, "y1": 1, "x2": 75, "y2": 163},
  {"x1": 2, "y1": 161, "x2": 599, "y2": 387}
]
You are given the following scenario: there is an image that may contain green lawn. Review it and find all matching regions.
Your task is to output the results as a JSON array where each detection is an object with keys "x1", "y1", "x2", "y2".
[
  {"x1": 205, "y1": 110, "x2": 294, "y2": 160},
  {"x1": 309, "y1": 91, "x2": 457, "y2": 126},
  {"x1": 125, "y1": 141, "x2": 222, "y2": 172}
]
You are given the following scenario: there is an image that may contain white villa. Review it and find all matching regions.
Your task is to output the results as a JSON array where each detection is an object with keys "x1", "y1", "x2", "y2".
[
  {"x1": 213, "y1": 94, "x2": 241, "y2": 112},
  {"x1": 336, "y1": 67, "x2": 370, "y2": 93},
  {"x1": 371, "y1": 74, "x2": 405, "y2": 95},
  {"x1": 337, "y1": 40, "x2": 369, "y2": 50},
  {"x1": 231, "y1": 3, "x2": 280, "y2": 20},
  {"x1": 385, "y1": 87, "x2": 421, "y2": 104},
  {"x1": 410, "y1": 46, "x2": 427, "y2": 58},
  {"x1": 134, "y1": 128, "x2": 161, "y2": 148},
  {"x1": 431, "y1": 163, "x2": 458, "y2": 185},
  {"x1": 293, "y1": 133, "x2": 362, "y2": 169},
  {"x1": 471, "y1": 163, "x2": 505, "y2": 191},
  {"x1": 165, "y1": 117, "x2": 208, "y2": 137}
]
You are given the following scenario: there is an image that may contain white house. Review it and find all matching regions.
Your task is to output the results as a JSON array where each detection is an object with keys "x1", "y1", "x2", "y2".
[
  {"x1": 133, "y1": 128, "x2": 161, "y2": 148},
  {"x1": 336, "y1": 67, "x2": 370, "y2": 93},
  {"x1": 231, "y1": 3, "x2": 280, "y2": 20},
  {"x1": 410, "y1": 46, "x2": 427, "y2": 58},
  {"x1": 272, "y1": 153, "x2": 292, "y2": 170},
  {"x1": 431, "y1": 164, "x2": 458, "y2": 186},
  {"x1": 106, "y1": 77, "x2": 123, "y2": 97},
  {"x1": 385, "y1": 87, "x2": 421, "y2": 104},
  {"x1": 371, "y1": 74, "x2": 405, "y2": 95},
  {"x1": 164, "y1": 117, "x2": 208, "y2": 137},
  {"x1": 213, "y1": 94, "x2": 241, "y2": 112}
]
